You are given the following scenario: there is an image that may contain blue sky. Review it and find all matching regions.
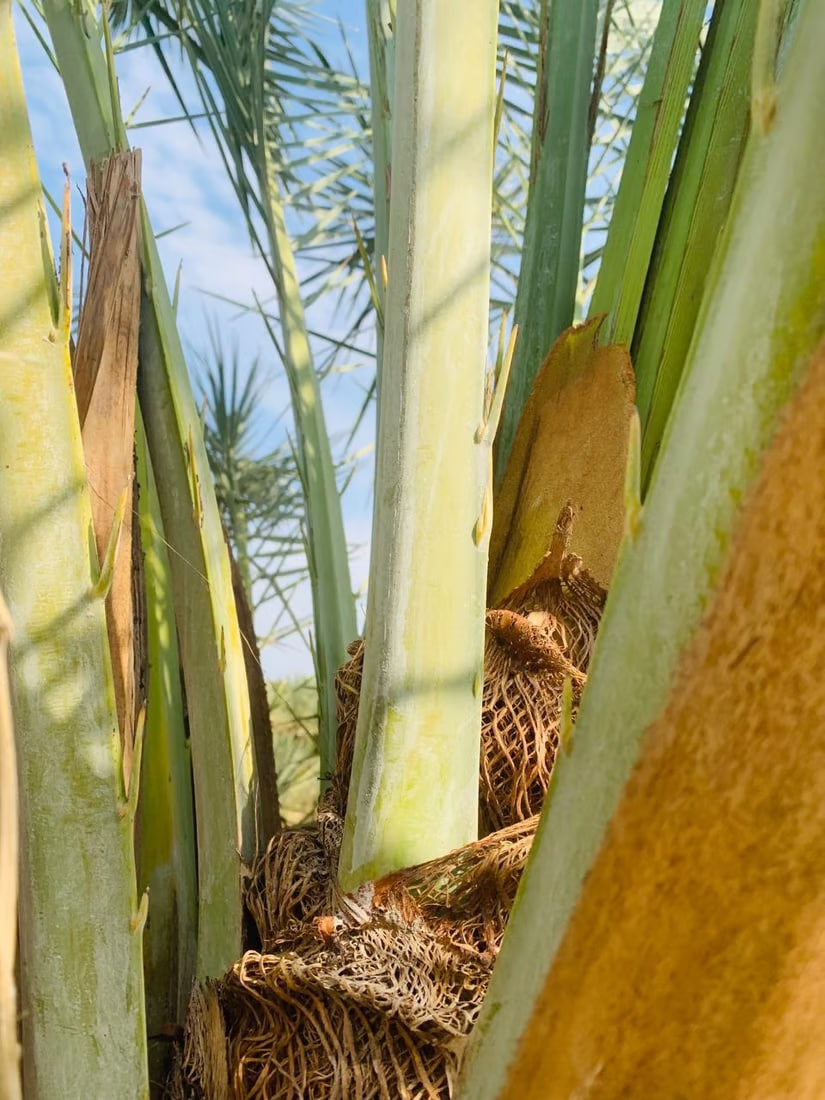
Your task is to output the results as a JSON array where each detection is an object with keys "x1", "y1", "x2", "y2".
[{"x1": 14, "y1": 2, "x2": 375, "y2": 679}]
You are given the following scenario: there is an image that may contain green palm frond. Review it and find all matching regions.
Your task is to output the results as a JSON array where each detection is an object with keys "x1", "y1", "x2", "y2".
[
  {"x1": 112, "y1": 0, "x2": 658, "y2": 367},
  {"x1": 199, "y1": 327, "x2": 306, "y2": 623}
]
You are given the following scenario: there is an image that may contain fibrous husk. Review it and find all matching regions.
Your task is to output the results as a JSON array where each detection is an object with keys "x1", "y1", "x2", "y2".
[
  {"x1": 248, "y1": 805, "x2": 537, "y2": 955},
  {"x1": 481, "y1": 612, "x2": 584, "y2": 833},
  {"x1": 187, "y1": 814, "x2": 537, "y2": 1099},
  {"x1": 500, "y1": 502, "x2": 606, "y2": 674},
  {"x1": 479, "y1": 505, "x2": 605, "y2": 831},
  {"x1": 171, "y1": 982, "x2": 230, "y2": 1100},
  {"x1": 178, "y1": 509, "x2": 605, "y2": 1099},
  {"x1": 376, "y1": 815, "x2": 538, "y2": 958},
  {"x1": 488, "y1": 316, "x2": 636, "y2": 600},
  {"x1": 245, "y1": 825, "x2": 332, "y2": 939},
  {"x1": 332, "y1": 638, "x2": 365, "y2": 818},
  {"x1": 246, "y1": 787, "x2": 344, "y2": 943},
  {"x1": 334, "y1": 507, "x2": 605, "y2": 834},
  {"x1": 221, "y1": 920, "x2": 489, "y2": 1100}
]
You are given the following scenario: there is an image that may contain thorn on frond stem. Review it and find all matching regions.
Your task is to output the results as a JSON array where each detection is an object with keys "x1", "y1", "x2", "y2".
[
  {"x1": 130, "y1": 889, "x2": 149, "y2": 934},
  {"x1": 623, "y1": 407, "x2": 642, "y2": 543},
  {"x1": 90, "y1": 486, "x2": 128, "y2": 600},
  {"x1": 482, "y1": 321, "x2": 518, "y2": 447},
  {"x1": 494, "y1": 50, "x2": 509, "y2": 151},
  {"x1": 352, "y1": 217, "x2": 384, "y2": 330}
]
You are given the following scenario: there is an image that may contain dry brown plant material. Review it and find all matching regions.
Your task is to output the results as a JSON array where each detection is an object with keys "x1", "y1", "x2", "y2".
[
  {"x1": 481, "y1": 612, "x2": 584, "y2": 832},
  {"x1": 334, "y1": 514, "x2": 604, "y2": 836},
  {"x1": 74, "y1": 151, "x2": 143, "y2": 782},
  {"x1": 195, "y1": 815, "x2": 537, "y2": 1100},
  {"x1": 222, "y1": 922, "x2": 489, "y2": 1100},
  {"x1": 481, "y1": 509, "x2": 603, "y2": 831},
  {"x1": 489, "y1": 317, "x2": 635, "y2": 601},
  {"x1": 172, "y1": 983, "x2": 230, "y2": 1100},
  {"x1": 246, "y1": 796, "x2": 341, "y2": 944},
  {"x1": 377, "y1": 815, "x2": 538, "y2": 957},
  {"x1": 180, "y1": 508, "x2": 605, "y2": 1098}
]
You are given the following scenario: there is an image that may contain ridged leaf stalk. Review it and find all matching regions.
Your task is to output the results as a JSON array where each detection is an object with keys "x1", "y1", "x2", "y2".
[{"x1": 339, "y1": 0, "x2": 498, "y2": 889}]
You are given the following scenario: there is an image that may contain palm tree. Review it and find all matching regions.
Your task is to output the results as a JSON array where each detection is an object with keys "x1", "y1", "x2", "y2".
[{"x1": 2, "y1": 0, "x2": 824, "y2": 1096}]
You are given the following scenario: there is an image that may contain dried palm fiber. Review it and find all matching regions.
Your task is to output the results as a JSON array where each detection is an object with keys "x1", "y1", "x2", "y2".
[
  {"x1": 186, "y1": 650, "x2": 546, "y2": 1098},
  {"x1": 232, "y1": 932, "x2": 485, "y2": 1100},
  {"x1": 481, "y1": 506, "x2": 603, "y2": 832},
  {"x1": 334, "y1": 508, "x2": 604, "y2": 835},
  {"x1": 171, "y1": 982, "x2": 230, "y2": 1100},
  {"x1": 334, "y1": 633, "x2": 572, "y2": 834},
  {"x1": 225, "y1": 822, "x2": 536, "y2": 1098},
  {"x1": 179, "y1": 820, "x2": 536, "y2": 1099},
  {"x1": 373, "y1": 815, "x2": 538, "y2": 958},
  {"x1": 206, "y1": 506, "x2": 603, "y2": 1099},
  {"x1": 332, "y1": 637, "x2": 363, "y2": 815},
  {"x1": 481, "y1": 609, "x2": 584, "y2": 833},
  {"x1": 249, "y1": 805, "x2": 537, "y2": 953},
  {"x1": 500, "y1": 502, "x2": 606, "y2": 673},
  {"x1": 245, "y1": 826, "x2": 330, "y2": 939},
  {"x1": 246, "y1": 787, "x2": 343, "y2": 942},
  {"x1": 178, "y1": 907, "x2": 491, "y2": 1100}
]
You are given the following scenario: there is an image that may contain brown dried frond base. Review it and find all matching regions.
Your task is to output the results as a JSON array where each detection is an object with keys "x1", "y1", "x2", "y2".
[
  {"x1": 182, "y1": 814, "x2": 537, "y2": 1099},
  {"x1": 332, "y1": 507, "x2": 605, "y2": 836},
  {"x1": 332, "y1": 638, "x2": 363, "y2": 816},
  {"x1": 481, "y1": 612, "x2": 584, "y2": 832},
  {"x1": 501, "y1": 503, "x2": 607, "y2": 673},
  {"x1": 221, "y1": 919, "x2": 488, "y2": 1100},
  {"x1": 246, "y1": 785, "x2": 345, "y2": 945},
  {"x1": 376, "y1": 815, "x2": 538, "y2": 957},
  {"x1": 171, "y1": 983, "x2": 230, "y2": 1100},
  {"x1": 246, "y1": 825, "x2": 332, "y2": 939},
  {"x1": 247, "y1": 797, "x2": 537, "y2": 953}
]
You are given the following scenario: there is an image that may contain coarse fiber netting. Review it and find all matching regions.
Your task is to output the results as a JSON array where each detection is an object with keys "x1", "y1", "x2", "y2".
[{"x1": 174, "y1": 508, "x2": 605, "y2": 1098}]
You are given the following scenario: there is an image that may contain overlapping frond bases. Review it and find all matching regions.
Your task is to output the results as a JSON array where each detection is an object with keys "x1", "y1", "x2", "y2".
[{"x1": 580, "y1": 0, "x2": 662, "y2": 309}]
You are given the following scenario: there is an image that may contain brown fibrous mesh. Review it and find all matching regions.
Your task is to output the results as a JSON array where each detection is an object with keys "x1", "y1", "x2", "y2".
[
  {"x1": 248, "y1": 807, "x2": 537, "y2": 956},
  {"x1": 171, "y1": 982, "x2": 230, "y2": 1100},
  {"x1": 375, "y1": 814, "x2": 538, "y2": 957},
  {"x1": 221, "y1": 921, "x2": 488, "y2": 1100},
  {"x1": 332, "y1": 515, "x2": 604, "y2": 834},
  {"x1": 246, "y1": 826, "x2": 333, "y2": 939},
  {"x1": 194, "y1": 814, "x2": 537, "y2": 1100},
  {"x1": 178, "y1": 509, "x2": 606, "y2": 1100},
  {"x1": 481, "y1": 610, "x2": 585, "y2": 832},
  {"x1": 246, "y1": 785, "x2": 345, "y2": 945},
  {"x1": 332, "y1": 638, "x2": 364, "y2": 818}
]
